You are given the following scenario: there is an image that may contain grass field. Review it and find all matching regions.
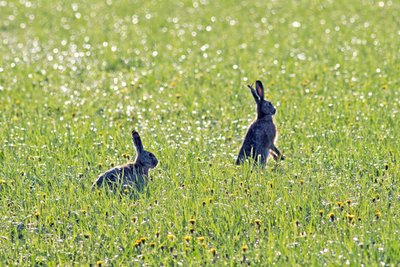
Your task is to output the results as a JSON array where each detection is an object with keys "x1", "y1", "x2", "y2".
[{"x1": 1, "y1": 0, "x2": 399, "y2": 265}]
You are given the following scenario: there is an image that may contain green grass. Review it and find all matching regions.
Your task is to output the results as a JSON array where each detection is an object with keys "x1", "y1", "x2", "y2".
[{"x1": 1, "y1": 0, "x2": 399, "y2": 265}]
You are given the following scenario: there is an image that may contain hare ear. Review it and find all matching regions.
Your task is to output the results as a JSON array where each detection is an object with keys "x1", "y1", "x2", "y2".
[
  {"x1": 247, "y1": 84, "x2": 260, "y2": 103},
  {"x1": 255, "y1": 80, "x2": 264, "y2": 100},
  {"x1": 132, "y1": 130, "x2": 144, "y2": 154}
]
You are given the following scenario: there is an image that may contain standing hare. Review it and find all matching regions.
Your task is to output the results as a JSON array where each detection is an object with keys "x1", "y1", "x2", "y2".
[
  {"x1": 236, "y1": 80, "x2": 284, "y2": 166},
  {"x1": 93, "y1": 130, "x2": 158, "y2": 191}
]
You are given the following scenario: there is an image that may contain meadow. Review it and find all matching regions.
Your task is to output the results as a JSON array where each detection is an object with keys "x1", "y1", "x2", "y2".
[{"x1": 1, "y1": 0, "x2": 399, "y2": 265}]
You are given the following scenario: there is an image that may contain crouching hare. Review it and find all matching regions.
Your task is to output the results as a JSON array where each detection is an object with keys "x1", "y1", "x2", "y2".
[
  {"x1": 236, "y1": 80, "x2": 284, "y2": 166},
  {"x1": 93, "y1": 130, "x2": 158, "y2": 191}
]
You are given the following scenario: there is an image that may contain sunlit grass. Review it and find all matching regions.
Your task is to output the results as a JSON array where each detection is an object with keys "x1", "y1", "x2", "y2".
[{"x1": 1, "y1": 0, "x2": 399, "y2": 265}]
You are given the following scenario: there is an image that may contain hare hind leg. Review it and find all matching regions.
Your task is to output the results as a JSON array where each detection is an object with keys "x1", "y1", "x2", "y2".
[{"x1": 271, "y1": 144, "x2": 284, "y2": 161}]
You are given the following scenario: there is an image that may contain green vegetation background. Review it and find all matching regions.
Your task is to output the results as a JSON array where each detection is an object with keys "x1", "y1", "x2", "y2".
[{"x1": 0, "y1": 0, "x2": 399, "y2": 265}]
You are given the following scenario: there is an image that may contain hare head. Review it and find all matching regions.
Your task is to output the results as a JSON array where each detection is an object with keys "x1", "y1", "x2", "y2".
[
  {"x1": 248, "y1": 80, "x2": 276, "y2": 118},
  {"x1": 132, "y1": 130, "x2": 158, "y2": 169}
]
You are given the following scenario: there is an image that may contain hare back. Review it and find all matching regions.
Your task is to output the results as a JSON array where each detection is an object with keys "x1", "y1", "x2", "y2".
[{"x1": 94, "y1": 164, "x2": 146, "y2": 189}]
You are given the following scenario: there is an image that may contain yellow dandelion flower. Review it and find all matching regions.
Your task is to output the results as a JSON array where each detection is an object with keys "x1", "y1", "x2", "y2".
[
  {"x1": 209, "y1": 247, "x2": 217, "y2": 256},
  {"x1": 336, "y1": 201, "x2": 344, "y2": 211},
  {"x1": 319, "y1": 209, "x2": 324, "y2": 217},
  {"x1": 169, "y1": 80, "x2": 176, "y2": 88},
  {"x1": 140, "y1": 237, "x2": 146, "y2": 243},
  {"x1": 254, "y1": 219, "x2": 261, "y2": 226},
  {"x1": 189, "y1": 218, "x2": 196, "y2": 225},
  {"x1": 375, "y1": 210, "x2": 381, "y2": 219},
  {"x1": 134, "y1": 239, "x2": 142, "y2": 247},
  {"x1": 197, "y1": 236, "x2": 205, "y2": 243},
  {"x1": 328, "y1": 212, "x2": 335, "y2": 222},
  {"x1": 301, "y1": 79, "x2": 309, "y2": 87},
  {"x1": 167, "y1": 234, "x2": 175, "y2": 241},
  {"x1": 241, "y1": 245, "x2": 248, "y2": 253},
  {"x1": 346, "y1": 214, "x2": 356, "y2": 223},
  {"x1": 346, "y1": 199, "x2": 352, "y2": 206},
  {"x1": 96, "y1": 260, "x2": 103, "y2": 267},
  {"x1": 149, "y1": 242, "x2": 156, "y2": 248},
  {"x1": 184, "y1": 235, "x2": 191, "y2": 242}
]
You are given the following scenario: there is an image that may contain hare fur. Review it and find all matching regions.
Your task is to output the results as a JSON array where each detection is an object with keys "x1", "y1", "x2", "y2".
[
  {"x1": 93, "y1": 131, "x2": 158, "y2": 191},
  {"x1": 236, "y1": 80, "x2": 283, "y2": 166}
]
